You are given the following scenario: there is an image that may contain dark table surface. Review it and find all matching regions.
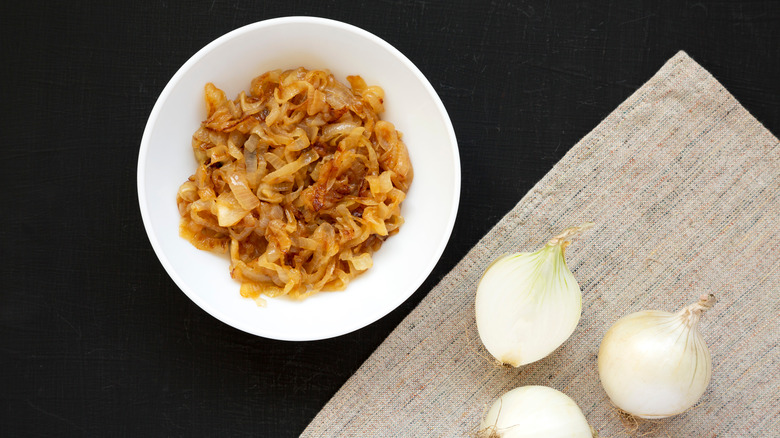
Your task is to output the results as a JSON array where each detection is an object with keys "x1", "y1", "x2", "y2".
[{"x1": 3, "y1": 1, "x2": 778, "y2": 436}]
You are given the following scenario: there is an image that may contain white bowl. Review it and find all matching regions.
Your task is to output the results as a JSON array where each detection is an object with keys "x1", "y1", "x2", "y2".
[{"x1": 137, "y1": 17, "x2": 460, "y2": 341}]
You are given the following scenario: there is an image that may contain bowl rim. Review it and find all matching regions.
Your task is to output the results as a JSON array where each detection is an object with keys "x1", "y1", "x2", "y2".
[{"x1": 137, "y1": 16, "x2": 461, "y2": 340}]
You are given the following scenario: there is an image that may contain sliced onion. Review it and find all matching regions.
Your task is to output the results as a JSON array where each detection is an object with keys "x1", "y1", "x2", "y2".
[
  {"x1": 262, "y1": 149, "x2": 319, "y2": 183},
  {"x1": 177, "y1": 68, "x2": 413, "y2": 301},
  {"x1": 214, "y1": 192, "x2": 249, "y2": 227},
  {"x1": 226, "y1": 171, "x2": 260, "y2": 211},
  {"x1": 321, "y1": 122, "x2": 360, "y2": 142}
]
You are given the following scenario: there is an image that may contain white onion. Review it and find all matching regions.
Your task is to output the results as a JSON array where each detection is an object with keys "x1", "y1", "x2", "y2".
[
  {"x1": 598, "y1": 294, "x2": 716, "y2": 419},
  {"x1": 479, "y1": 386, "x2": 595, "y2": 438},
  {"x1": 475, "y1": 223, "x2": 592, "y2": 366}
]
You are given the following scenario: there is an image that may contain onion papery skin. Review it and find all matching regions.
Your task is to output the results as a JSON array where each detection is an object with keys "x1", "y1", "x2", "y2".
[
  {"x1": 597, "y1": 310, "x2": 712, "y2": 419},
  {"x1": 479, "y1": 386, "x2": 595, "y2": 438},
  {"x1": 475, "y1": 242, "x2": 582, "y2": 367}
]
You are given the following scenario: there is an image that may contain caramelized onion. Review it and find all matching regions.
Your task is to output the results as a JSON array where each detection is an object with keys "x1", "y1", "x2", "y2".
[{"x1": 176, "y1": 68, "x2": 413, "y2": 302}]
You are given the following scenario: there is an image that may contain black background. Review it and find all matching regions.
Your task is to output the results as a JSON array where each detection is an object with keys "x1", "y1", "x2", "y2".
[{"x1": 2, "y1": 1, "x2": 778, "y2": 436}]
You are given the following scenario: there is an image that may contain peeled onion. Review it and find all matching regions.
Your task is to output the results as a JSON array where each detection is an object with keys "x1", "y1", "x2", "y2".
[
  {"x1": 598, "y1": 294, "x2": 716, "y2": 419},
  {"x1": 475, "y1": 223, "x2": 593, "y2": 367},
  {"x1": 479, "y1": 386, "x2": 595, "y2": 438}
]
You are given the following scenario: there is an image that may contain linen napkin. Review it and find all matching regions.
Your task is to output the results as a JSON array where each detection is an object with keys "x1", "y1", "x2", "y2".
[{"x1": 302, "y1": 51, "x2": 780, "y2": 437}]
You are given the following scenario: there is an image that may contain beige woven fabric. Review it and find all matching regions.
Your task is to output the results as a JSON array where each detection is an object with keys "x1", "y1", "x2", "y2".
[{"x1": 302, "y1": 51, "x2": 780, "y2": 437}]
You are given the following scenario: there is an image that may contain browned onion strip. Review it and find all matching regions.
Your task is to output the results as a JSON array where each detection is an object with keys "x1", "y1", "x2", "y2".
[{"x1": 176, "y1": 68, "x2": 413, "y2": 303}]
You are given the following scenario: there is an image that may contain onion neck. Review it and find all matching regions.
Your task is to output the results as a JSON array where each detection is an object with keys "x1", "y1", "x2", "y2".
[
  {"x1": 677, "y1": 294, "x2": 716, "y2": 328},
  {"x1": 546, "y1": 222, "x2": 595, "y2": 252}
]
